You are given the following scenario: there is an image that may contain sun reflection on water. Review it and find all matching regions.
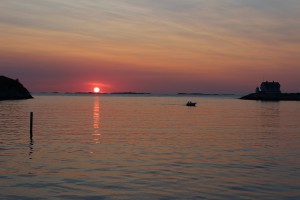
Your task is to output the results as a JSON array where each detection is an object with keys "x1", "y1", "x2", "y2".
[{"x1": 92, "y1": 96, "x2": 101, "y2": 144}]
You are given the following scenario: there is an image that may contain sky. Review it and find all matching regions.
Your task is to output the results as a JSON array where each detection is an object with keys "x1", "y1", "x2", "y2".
[{"x1": 1, "y1": 0, "x2": 300, "y2": 94}]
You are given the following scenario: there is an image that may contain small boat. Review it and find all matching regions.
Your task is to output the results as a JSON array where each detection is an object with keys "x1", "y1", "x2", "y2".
[{"x1": 186, "y1": 101, "x2": 197, "y2": 106}]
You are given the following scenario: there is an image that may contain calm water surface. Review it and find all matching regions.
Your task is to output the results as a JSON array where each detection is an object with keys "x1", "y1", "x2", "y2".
[{"x1": 1, "y1": 94, "x2": 300, "y2": 199}]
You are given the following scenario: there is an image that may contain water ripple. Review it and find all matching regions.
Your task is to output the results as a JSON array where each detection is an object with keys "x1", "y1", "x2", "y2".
[{"x1": 1, "y1": 95, "x2": 300, "y2": 199}]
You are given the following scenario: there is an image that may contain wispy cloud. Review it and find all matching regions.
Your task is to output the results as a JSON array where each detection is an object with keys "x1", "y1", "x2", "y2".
[{"x1": 1, "y1": 0, "x2": 300, "y2": 92}]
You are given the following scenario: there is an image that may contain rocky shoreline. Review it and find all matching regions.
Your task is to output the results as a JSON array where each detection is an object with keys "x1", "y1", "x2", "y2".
[
  {"x1": 240, "y1": 93, "x2": 300, "y2": 101},
  {"x1": 0, "y1": 76, "x2": 33, "y2": 101}
]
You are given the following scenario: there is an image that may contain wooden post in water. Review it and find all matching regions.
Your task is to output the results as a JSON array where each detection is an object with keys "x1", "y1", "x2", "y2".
[{"x1": 30, "y1": 112, "x2": 33, "y2": 139}]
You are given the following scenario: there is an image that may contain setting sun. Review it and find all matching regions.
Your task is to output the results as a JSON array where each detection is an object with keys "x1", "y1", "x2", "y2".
[{"x1": 93, "y1": 87, "x2": 100, "y2": 93}]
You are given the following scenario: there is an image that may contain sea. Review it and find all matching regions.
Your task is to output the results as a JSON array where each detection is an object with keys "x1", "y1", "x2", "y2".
[{"x1": 1, "y1": 94, "x2": 299, "y2": 200}]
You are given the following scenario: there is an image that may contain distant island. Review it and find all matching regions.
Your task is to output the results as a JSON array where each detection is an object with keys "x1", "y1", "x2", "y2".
[
  {"x1": 35, "y1": 92, "x2": 151, "y2": 95},
  {"x1": 240, "y1": 81, "x2": 300, "y2": 101},
  {"x1": 0, "y1": 76, "x2": 33, "y2": 101},
  {"x1": 110, "y1": 92, "x2": 151, "y2": 95},
  {"x1": 178, "y1": 93, "x2": 235, "y2": 96}
]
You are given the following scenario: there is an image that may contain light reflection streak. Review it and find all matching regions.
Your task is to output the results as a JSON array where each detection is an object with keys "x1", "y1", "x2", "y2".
[{"x1": 93, "y1": 96, "x2": 101, "y2": 144}]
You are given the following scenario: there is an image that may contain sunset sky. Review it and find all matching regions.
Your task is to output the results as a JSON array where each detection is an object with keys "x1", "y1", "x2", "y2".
[{"x1": 1, "y1": 0, "x2": 300, "y2": 93}]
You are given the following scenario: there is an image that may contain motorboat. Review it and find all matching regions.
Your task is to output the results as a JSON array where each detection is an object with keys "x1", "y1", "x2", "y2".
[{"x1": 186, "y1": 101, "x2": 197, "y2": 106}]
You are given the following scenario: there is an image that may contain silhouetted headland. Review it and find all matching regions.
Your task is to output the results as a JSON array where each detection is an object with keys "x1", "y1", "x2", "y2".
[
  {"x1": 0, "y1": 76, "x2": 33, "y2": 101},
  {"x1": 240, "y1": 81, "x2": 300, "y2": 101}
]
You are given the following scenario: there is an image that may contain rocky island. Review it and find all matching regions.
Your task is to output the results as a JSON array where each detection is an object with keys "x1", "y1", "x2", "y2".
[
  {"x1": 0, "y1": 76, "x2": 33, "y2": 101},
  {"x1": 240, "y1": 81, "x2": 300, "y2": 101}
]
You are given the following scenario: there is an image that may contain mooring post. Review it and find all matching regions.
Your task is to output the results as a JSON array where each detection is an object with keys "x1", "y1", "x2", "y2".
[{"x1": 30, "y1": 112, "x2": 33, "y2": 139}]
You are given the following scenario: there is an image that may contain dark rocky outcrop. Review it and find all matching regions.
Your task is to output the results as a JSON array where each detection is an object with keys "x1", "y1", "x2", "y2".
[
  {"x1": 240, "y1": 93, "x2": 300, "y2": 101},
  {"x1": 240, "y1": 81, "x2": 300, "y2": 101},
  {"x1": 0, "y1": 76, "x2": 33, "y2": 101}
]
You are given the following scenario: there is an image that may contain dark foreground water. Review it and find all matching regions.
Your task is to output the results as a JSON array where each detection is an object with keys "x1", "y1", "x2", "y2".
[{"x1": 1, "y1": 94, "x2": 300, "y2": 199}]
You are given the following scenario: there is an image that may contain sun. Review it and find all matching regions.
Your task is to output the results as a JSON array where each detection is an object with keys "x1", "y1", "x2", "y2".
[{"x1": 93, "y1": 87, "x2": 100, "y2": 93}]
